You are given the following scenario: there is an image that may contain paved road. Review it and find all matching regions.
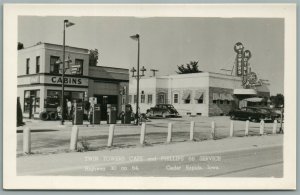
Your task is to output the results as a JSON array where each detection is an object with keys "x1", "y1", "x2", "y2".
[{"x1": 21, "y1": 145, "x2": 282, "y2": 177}]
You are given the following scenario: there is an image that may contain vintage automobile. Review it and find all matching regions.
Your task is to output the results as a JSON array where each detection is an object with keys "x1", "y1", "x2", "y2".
[
  {"x1": 146, "y1": 104, "x2": 181, "y2": 118},
  {"x1": 229, "y1": 107, "x2": 280, "y2": 122}
]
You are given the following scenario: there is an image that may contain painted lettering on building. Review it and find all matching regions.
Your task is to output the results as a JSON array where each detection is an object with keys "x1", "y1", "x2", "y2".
[{"x1": 51, "y1": 77, "x2": 82, "y2": 85}]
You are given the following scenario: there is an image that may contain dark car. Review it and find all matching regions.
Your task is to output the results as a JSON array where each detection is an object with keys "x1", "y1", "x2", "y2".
[
  {"x1": 146, "y1": 104, "x2": 181, "y2": 118},
  {"x1": 229, "y1": 107, "x2": 280, "y2": 122}
]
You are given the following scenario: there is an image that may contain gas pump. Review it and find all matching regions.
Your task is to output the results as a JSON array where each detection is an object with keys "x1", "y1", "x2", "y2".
[
  {"x1": 124, "y1": 104, "x2": 133, "y2": 124},
  {"x1": 73, "y1": 103, "x2": 83, "y2": 125},
  {"x1": 91, "y1": 104, "x2": 101, "y2": 124},
  {"x1": 107, "y1": 104, "x2": 117, "y2": 124}
]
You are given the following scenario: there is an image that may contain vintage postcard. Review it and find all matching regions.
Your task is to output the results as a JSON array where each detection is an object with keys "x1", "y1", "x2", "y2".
[{"x1": 3, "y1": 4, "x2": 296, "y2": 189}]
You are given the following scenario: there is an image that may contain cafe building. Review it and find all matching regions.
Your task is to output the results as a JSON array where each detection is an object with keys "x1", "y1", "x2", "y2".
[
  {"x1": 17, "y1": 42, "x2": 129, "y2": 119},
  {"x1": 129, "y1": 72, "x2": 270, "y2": 116}
]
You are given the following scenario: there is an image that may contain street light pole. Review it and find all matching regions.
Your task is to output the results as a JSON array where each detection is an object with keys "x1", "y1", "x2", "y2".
[
  {"x1": 136, "y1": 35, "x2": 140, "y2": 125},
  {"x1": 61, "y1": 19, "x2": 75, "y2": 125},
  {"x1": 61, "y1": 20, "x2": 67, "y2": 125},
  {"x1": 130, "y1": 34, "x2": 140, "y2": 125}
]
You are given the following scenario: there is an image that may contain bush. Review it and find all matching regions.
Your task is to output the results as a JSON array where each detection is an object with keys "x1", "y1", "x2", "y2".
[
  {"x1": 17, "y1": 97, "x2": 24, "y2": 127},
  {"x1": 77, "y1": 136, "x2": 91, "y2": 152}
]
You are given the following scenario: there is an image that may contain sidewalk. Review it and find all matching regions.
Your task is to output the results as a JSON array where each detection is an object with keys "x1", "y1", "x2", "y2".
[{"x1": 17, "y1": 134, "x2": 283, "y2": 175}]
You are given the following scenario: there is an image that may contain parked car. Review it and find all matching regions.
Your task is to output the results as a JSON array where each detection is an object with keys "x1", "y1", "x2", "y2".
[
  {"x1": 146, "y1": 104, "x2": 181, "y2": 118},
  {"x1": 229, "y1": 107, "x2": 280, "y2": 122}
]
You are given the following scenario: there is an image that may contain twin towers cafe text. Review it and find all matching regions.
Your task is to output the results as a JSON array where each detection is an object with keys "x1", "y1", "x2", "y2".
[{"x1": 51, "y1": 77, "x2": 82, "y2": 85}]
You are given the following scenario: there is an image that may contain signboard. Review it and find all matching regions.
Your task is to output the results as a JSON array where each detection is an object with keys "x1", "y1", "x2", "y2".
[
  {"x1": 51, "y1": 77, "x2": 82, "y2": 85},
  {"x1": 234, "y1": 42, "x2": 244, "y2": 76},
  {"x1": 243, "y1": 50, "x2": 251, "y2": 76}
]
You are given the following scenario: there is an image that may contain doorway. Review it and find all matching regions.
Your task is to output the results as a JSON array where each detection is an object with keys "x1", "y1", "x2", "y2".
[{"x1": 94, "y1": 95, "x2": 118, "y2": 120}]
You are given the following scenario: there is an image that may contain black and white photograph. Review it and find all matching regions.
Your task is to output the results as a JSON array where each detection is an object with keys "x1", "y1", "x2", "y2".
[{"x1": 3, "y1": 4, "x2": 296, "y2": 190}]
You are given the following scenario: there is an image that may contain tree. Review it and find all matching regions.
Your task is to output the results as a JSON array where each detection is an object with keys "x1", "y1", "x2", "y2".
[
  {"x1": 18, "y1": 42, "x2": 24, "y2": 50},
  {"x1": 89, "y1": 49, "x2": 99, "y2": 66},
  {"x1": 176, "y1": 61, "x2": 202, "y2": 74},
  {"x1": 270, "y1": 93, "x2": 284, "y2": 107}
]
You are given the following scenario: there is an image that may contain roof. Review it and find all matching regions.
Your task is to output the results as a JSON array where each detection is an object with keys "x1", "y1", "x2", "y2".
[{"x1": 20, "y1": 42, "x2": 89, "y2": 52}]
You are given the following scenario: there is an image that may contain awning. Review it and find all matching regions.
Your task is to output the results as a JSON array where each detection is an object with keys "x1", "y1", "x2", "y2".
[
  {"x1": 219, "y1": 93, "x2": 226, "y2": 100},
  {"x1": 243, "y1": 97, "x2": 264, "y2": 102},
  {"x1": 212, "y1": 93, "x2": 220, "y2": 100},
  {"x1": 233, "y1": 89, "x2": 257, "y2": 95},
  {"x1": 182, "y1": 92, "x2": 191, "y2": 100},
  {"x1": 194, "y1": 91, "x2": 204, "y2": 100},
  {"x1": 226, "y1": 94, "x2": 234, "y2": 101}
]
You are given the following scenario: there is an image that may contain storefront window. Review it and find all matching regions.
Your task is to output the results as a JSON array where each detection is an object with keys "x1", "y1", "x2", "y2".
[
  {"x1": 45, "y1": 90, "x2": 84, "y2": 109},
  {"x1": 50, "y1": 56, "x2": 60, "y2": 74},
  {"x1": 24, "y1": 90, "x2": 40, "y2": 113},
  {"x1": 71, "y1": 91, "x2": 84, "y2": 103}
]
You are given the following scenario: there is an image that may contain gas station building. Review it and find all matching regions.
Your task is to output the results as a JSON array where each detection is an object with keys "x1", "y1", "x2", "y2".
[{"x1": 17, "y1": 42, "x2": 129, "y2": 120}]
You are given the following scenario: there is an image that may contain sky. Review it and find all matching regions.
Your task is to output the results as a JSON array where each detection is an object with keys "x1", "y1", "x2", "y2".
[{"x1": 18, "y1": 16, "x2": 284, "y2": 95}]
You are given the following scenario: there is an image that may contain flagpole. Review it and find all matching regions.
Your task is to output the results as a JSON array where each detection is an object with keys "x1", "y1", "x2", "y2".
[{"x1": 61, "y1": 20, "x2": 67, "y2": 125}]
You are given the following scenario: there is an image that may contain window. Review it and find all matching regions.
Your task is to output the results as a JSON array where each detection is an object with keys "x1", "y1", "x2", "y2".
[
  {"x1": 134, "y1": 95, "x2": 137, "y2": 103},
  {"x1": 50, "y1": 56, "x2": 60, "y2": 74},
  {"x1": 75, "y1": 59, "x2": 84, "y2": 75},
  {"x1": 148, "y1": 94, "x2": 153, "y2": 104},
  {"x1": 173, "y1": 94, "x2": 179, "y2": 104},
  {"x1": 182, "y1": 92, "x2": 191, "y2": 104},
  {"x1": 219, "y1": 100, "x2": 224, "y2": 104},
  {"x1": 212, "y1": 93, "x2": 220, "y2": 104},
  {"x1": 36, "y1": 56, "x2": 40, "y2": 73},
  {"x1": 185, "y1": 98, "x2": 190, "y2": 104},
  {"x1": 129, "y1": 95, "x2": 132, "y2": 103},
  {"x1": 194, "y1": 92, "x2": 204, "y2": 104},
  {"x1": 141, "y1": 94, "x2": 145, "y2": 103},
  {"x1": 26, "y1": 58, "x2": 30, "y2": 74},
  {"x1": 24, "y1": 90, "x2": 40, "y2": 113}
]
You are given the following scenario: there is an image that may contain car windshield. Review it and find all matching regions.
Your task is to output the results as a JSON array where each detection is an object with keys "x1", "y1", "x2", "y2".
[
  {"x1": 247, "y1": 108, "x2": 255, "y2": 112},
  {"x1": 167, "y1": 105, "x2": 174, "y2": 108}
]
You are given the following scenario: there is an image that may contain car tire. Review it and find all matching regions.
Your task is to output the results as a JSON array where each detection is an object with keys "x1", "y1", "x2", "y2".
[
  {"x1": 40, "y1": 112, "x2": 49, "y2": 121},
  {"x1": 49, "y1": 112, "x2": 58, "y2": 120}
]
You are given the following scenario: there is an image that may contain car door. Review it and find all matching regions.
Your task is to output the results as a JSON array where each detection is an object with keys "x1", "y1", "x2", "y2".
[
  {"x1": 238, "y1": 107, "x2": 248, "y2": 119},
  {"x1": 153, "y1": 105, "x2": 161, "y2": 116}
]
